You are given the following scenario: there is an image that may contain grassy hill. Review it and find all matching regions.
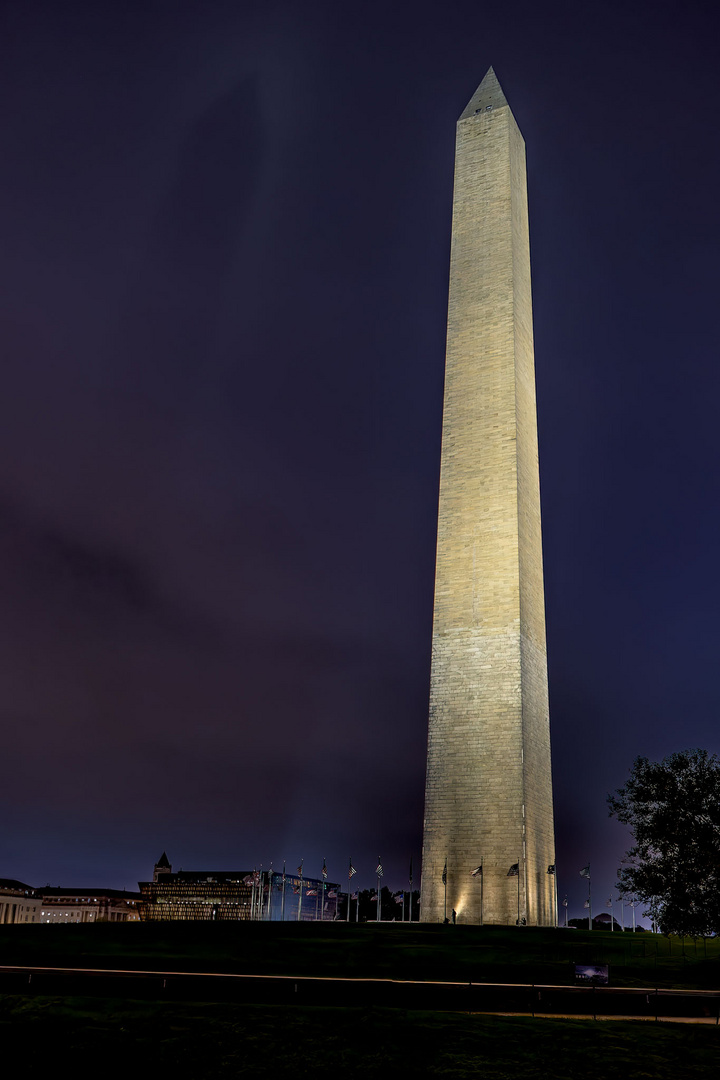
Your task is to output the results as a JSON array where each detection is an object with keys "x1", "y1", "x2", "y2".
[
  {"x1": 1, "y1": 921, "x2": 719, "y2": 990},
  {"x1": 2, "y1": 924, "x2": 719, "y2": 1077}
]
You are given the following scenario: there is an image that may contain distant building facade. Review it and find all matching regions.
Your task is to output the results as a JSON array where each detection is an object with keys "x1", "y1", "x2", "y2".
[
  {"x1": 0, "y1": 879, "x2": 42, "y2": 924},
  {"x1": 139, "y1": 854, "x2": 340, "y2": 922},
  {"x1": 139, "y1": 869, "x2": 255, "y2": 922},
  {"x1": 0, "y1": 878, "x2": 140, "y2": 924},
  {"x1": 39, "y1": 888, "x2": 141, "y2": 923}
]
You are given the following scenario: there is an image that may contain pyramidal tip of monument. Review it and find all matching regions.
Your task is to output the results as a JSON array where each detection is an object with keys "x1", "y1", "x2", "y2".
[{"x1": 459, "y1": 67, "x2": 509, "y2": 120}]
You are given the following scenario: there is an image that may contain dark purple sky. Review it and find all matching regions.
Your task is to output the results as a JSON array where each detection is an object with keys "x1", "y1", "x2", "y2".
[{"x1": 1, "y1": 0, "x2": 719, "y2": 923}]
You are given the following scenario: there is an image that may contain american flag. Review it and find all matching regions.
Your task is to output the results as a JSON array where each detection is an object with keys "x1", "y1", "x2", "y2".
[
  {"x1": 306, "y1": 889, "x2": 318, "y2": 897},
  {"x1": 293, "y1": 887, "x2": 300, "y2": 895},
  {"x1": 322, "y1": 861, "x2": 328, "y2": 879},
  {"x1": 471, "y1": 865, "x2": 482, "y2": 877},
  {"x1": 507, "y1": 864, "x2": 519, "y2": 877},
  {"x1": 351, "y1": 892, "x2": 358, "y2": 900},
  {"x1": 376, "y1": 859, "x2": 384, "y2": 877},
  {"x1": 547, "y1": 865, "x2": 556, "y2": 875},
  {"x1": 297, "y1": 863, "x2": 303, "y2": 877},
  {"x1": 394, "y1": 892, "x2": 404, "y2": 904},
  {"x1": 328, "y1": 890, "x2": 337, "y2": 899},
  {"x1": 348, "y1": 860, "x2": 357, "y2": 880}
]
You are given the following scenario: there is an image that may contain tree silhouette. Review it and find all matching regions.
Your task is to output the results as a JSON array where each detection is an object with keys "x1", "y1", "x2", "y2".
[{"x1": 608, "y1": 749, "x2": 720, "y2": 936}]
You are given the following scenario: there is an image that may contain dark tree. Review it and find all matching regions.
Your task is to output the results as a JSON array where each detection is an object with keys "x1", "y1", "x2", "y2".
[{"x1": 608, "y1": 749, "x2": 720, "y2": 936}]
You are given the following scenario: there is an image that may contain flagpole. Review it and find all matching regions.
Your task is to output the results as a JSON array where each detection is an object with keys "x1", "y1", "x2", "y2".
[
  {"x1": 281, "y1": 861, "x2": 286, "y2": 922},
  {"x1": 517, "y1": 857, "x2": 520, "y2": 925},
  {"x1": 297, "y1": 861, "x2": 303, "y2": 922},
  {"x1": 443, "y1": 857, "x2": 447, "y2": 924},
  {"x1": 580, "y1": 863, "x2": 592, "y2": 930},
  {"x1": 522, "y1": 847, "x2": 527, "y2": 925},
  {"x1": 321, "y1": 860, "x2": 326, "y2": 923},
  {"x1": 480, "y1": 856, "x2": 484, "y2": 927},
  {"x1": 588, "y1": 874, "x2": 592, "y2": 931},
  {"x1": 409, "y1": 857, "x2": 414, "y2": 923}
]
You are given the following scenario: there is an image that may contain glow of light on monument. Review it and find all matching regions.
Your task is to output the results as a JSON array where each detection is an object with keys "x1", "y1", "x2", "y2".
[{"x1": 420, "y1": 67, "x2": 555, "y2": 927}]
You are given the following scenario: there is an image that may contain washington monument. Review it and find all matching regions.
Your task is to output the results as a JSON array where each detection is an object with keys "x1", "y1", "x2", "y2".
[{"x1": 421, "y1": 69, "x2": 555, "y2": 926}]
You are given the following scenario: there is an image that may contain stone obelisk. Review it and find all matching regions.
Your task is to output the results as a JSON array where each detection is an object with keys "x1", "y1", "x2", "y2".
[{"x1": 421, "y1": 69, "x2": 555, "y2": 926}]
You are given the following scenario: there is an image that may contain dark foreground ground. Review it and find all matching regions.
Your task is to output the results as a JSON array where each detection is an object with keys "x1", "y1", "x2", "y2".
[
  {"x1": 1, "y1": 920, "x2": 719, "y2": 988},
  {"x1": 2, "y1": 924, "x2": 718, "y2": 1077},
  {"x1": 1, "y1": 995, "x2": 718, "y2": 1078}
]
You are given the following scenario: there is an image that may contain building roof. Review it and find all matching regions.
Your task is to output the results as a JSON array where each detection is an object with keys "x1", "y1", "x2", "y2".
[
  {"x1": 141, "y1": 870, "x2": 253, "y2": 885},
  {"x1": 0, "y1": 878, "x2": 35, "y2": 894},
  {"x1": 40, "y1": 888, "x2": 142, "y2": 900},
  {"x1": 139, "y1": 870, "x2": 339, "y2": 888}
]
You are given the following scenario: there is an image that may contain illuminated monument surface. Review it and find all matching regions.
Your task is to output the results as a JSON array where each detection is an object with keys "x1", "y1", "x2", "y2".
[{"x1": 421, "y1": 69, "x2": 555, "y2": 926}]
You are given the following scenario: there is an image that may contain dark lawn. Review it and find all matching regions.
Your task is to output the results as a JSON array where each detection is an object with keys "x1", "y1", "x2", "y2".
[
  {"x1": 1, "y1": 922, "x2": 719, "y2": 989},
  {"x1": 1, "y1": 995, "x2": 717, "y2": 1078}
]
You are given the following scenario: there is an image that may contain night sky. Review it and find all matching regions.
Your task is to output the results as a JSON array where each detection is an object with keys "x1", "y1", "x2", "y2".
[{"x1": 2, "y1": 0, "x2": 719, "y2": 925}]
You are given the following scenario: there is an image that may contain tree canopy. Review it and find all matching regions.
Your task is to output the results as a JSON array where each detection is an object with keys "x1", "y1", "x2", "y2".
[{"x1": 608, "y1": 749, "x2": 720, "y2": 936}]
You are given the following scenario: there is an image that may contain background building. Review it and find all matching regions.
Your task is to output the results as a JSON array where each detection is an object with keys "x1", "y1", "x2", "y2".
[
  {"x1": 1, "y1": 878, "x2": 141, "y2": 923},
  {"x1": 39, "y1": 888, "x2": 141, "y2": 923},
  {"x1": 0, "y1": 879, "x2": 41, "y2": 924},
  {"x1": 139, "y1": 869, "x2": 255, "y2": 922},
  {"x1": 139, "y1": 855, "x2": 340, "y2": 922}
]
